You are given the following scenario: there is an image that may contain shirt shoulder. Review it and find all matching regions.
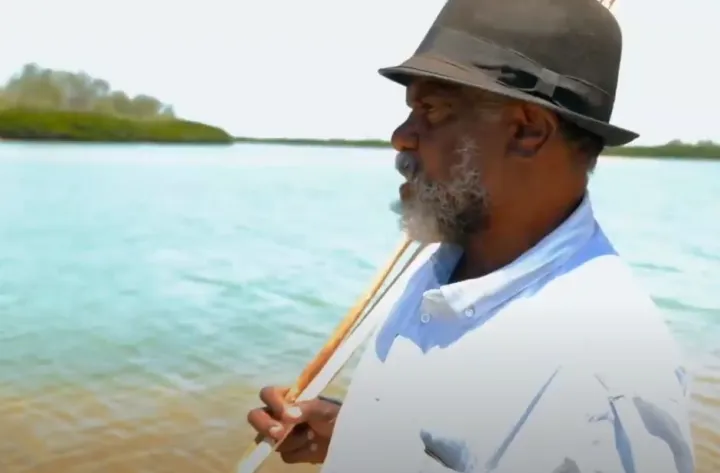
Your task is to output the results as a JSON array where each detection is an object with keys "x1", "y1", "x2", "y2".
[
  {"x1": 522, "y1": 233, "x2": 689, "y2": 399},
  {"x1": 532, "y1": 235, "x2": 677, "y2": 354},
  {"x1": 539, "y1": 238, "x2": 656, "y2": 314}
]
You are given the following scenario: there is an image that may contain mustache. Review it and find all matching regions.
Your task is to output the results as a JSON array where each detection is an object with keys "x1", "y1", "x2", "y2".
[
  {"x1": 395, "y1": 152, "x2": 420, "y2": 180},
  {"x1": 389, "y1": 200, "x2": 403, "y2": 215}
]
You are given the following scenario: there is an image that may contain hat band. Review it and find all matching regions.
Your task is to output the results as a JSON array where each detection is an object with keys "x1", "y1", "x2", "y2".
[{"x1": 415, "y1": 27, "x2": 612, "y2": 121}]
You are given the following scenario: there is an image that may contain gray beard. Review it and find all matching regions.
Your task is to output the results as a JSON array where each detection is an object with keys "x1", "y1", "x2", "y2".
[{"x1": 392, "y1": 139, "x2": 490, "y2": 245}]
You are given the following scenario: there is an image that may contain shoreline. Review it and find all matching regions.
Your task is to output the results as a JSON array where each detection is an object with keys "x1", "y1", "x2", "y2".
[
  {"x1": 2, "y1": 137, "x2": 720, "y2": 161},
  {"x1": 0, "y1": 138, "x2": 233, "y2": 146},
  {"x1": 233, "y1": 137, "x2": 720, "y2": 160}
]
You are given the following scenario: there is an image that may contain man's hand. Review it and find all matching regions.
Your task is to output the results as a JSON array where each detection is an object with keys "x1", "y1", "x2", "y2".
[{"x1": 246, "y1": 386, "x2": 341, "y2": 465}]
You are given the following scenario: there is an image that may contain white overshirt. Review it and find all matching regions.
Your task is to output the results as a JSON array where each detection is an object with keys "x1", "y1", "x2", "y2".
[{"x1": 320, "y1": 195, "x2": 694, "y2": 473}]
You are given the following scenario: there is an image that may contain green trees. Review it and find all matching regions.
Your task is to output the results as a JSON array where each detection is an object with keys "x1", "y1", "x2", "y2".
[
  {"x1": 0, "y1": 63, "x2": 232, "y2": 143},
  {"x1": 605, "y1": 140, "x2": 720, "y2": 159},
  {"x1": 0, "y1": 63, "x2": 175, "y2": 120}
]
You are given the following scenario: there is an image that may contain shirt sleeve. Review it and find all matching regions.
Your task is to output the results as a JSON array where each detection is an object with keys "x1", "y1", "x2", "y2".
[{"x1": 419, "y1": 364, "x2": 695, "y2": 473}]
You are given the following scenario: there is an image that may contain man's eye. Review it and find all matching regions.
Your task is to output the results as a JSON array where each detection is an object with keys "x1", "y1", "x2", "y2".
[{"x1": 425, "y1": 105, "x2": 448, "y2": 123}]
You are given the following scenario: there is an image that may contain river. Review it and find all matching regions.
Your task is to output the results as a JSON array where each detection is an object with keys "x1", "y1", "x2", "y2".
[{"x1": 0, "y1": 142, "x2": 717, "y2": 472}]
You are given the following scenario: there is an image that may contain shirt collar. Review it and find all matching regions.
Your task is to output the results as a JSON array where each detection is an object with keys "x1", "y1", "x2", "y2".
[{"x1": 421, "y1": 193, "x2": 598, "y2": 319}]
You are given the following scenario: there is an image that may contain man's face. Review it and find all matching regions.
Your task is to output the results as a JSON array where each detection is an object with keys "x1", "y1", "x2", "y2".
[{"x1": 390, "y1": 80, "x2": 509, "y2": 245}]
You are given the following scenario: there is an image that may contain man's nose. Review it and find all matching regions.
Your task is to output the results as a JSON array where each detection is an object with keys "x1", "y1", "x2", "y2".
[{"x1": 390, "y1": 118, "x2": 418, "y2": 152}]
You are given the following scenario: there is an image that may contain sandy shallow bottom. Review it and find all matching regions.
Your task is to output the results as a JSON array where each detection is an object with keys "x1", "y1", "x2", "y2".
[{"x1": 0, "y1": 374, "x2": 717, "y2": 473}]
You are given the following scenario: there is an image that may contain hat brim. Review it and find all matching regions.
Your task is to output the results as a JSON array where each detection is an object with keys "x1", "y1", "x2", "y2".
[{"x1": 379, "y1": 54, "x2": 638, "y2": 147}]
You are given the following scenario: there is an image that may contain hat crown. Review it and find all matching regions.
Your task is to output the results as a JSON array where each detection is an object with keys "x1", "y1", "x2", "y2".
[
  {"x1": 420, "y1": 0, "x2": 623, "y2": 102},
  {"x1": 378, "y1": 0, "x2": 638, "y2": 146}
]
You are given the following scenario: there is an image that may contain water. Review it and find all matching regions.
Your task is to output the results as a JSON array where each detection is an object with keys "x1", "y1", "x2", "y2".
[{"x1": 0, "y1": 143, "x2": 717, "y2": 472}]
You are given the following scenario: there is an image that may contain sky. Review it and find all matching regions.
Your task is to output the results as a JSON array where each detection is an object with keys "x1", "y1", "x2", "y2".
[{"x1": 1, "y1": 0, "x2": 715, "y2": 145}]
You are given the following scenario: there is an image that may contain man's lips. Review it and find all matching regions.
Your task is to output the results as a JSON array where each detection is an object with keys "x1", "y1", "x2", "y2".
[
  {"x1": 395, "y1": 153, "x2": 418, "y2": 179},
  {"x1": 399, "y1": 182, "x2": 413, "y2": 200}
]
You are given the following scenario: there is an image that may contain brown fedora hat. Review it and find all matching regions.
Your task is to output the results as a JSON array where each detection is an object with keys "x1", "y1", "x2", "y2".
[{"x1": 379, "y1": 0, "x2": 638, "y2": 147}]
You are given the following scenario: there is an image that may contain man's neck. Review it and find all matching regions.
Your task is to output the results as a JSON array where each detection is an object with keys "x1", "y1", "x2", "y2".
[{"x1": 449, "y1": 194, "x2": 585, "y2": 283}]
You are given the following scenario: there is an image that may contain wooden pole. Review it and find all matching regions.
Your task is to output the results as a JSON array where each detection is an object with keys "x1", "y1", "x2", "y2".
[{"x1": 234, "y1": 237, "x2": 415, "y2": 473}]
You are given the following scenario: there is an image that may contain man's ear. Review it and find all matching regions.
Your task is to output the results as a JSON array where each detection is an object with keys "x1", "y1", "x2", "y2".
[{"x1": 506, "y1": 103, "x2": 557, "y2": 158}]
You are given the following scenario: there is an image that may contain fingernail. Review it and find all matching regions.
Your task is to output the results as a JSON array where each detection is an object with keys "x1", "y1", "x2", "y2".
[
  {"x1": 309, "y1": 443, "x2": 318, "y2": 452},
  {"x1": 307, "y1": 430, "x2": 315, "y2": 441},
  {"x1": 268, "y1": 424, "x2": 283, "y2": 439},
  {"x1": 285, "y1": 405, "x2": 302, "y2": 419}
]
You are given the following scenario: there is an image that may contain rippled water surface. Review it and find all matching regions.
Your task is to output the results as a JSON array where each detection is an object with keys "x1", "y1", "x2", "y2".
[{"x1": 0, "y1": 143, "x2": 717, "y2": 472}]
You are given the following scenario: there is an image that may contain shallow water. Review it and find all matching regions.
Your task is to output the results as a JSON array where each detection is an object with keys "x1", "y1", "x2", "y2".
[{"x1": 0, "y1": 143, "x2": 717, "y2": 472}]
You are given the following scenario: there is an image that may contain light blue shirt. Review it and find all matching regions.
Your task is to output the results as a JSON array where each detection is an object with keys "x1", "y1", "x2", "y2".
[{"x1": 321, "y1": 195, "x2": 694, "y2": 473}]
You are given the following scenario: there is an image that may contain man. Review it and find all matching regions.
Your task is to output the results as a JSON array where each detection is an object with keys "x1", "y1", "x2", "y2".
[{"x1": 247, "y1": 0, "x2": 695, "y2": 471}]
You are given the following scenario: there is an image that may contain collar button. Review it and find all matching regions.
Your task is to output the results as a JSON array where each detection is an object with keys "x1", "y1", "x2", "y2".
[{"x1": 463, "y1": 307, "x2": 476, "y2": 318}]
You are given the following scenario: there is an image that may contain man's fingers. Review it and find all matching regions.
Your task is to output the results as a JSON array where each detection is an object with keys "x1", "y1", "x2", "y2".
[
  {"x1": 280, "y1": 446, "x2": 314, "y2": 465},
  {"x1": 259, "y1": 386, "x2": 289, "y2": 418},
  {"x1": 249, "y1": 388, "x2": 339, "y2": 451},
  {"x1": 246, "y1": 406, "x2": 285, "y2": 440},
  {"x1": 282, "y1": 398, "x2": 338, "y2": 426},
  {"x1": 274, "y1": 424, "x2": 311, "y2": 453},
  {"x1": 280, "y1": 436, "x2": 328, "y2": 465}
]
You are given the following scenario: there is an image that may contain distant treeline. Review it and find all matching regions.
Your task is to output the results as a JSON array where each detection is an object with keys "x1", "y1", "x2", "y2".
[
  {"x1": 0, "y1": 109, "x2": 232, "y2": 143},
  {"x1": 0, "y1": 63, "x2": 232, "y2": 143},
  {"x1": 236, "y1": 137, "x2": 720, "y2": 159},
  {"x1": 605, "y1": 140, "x2": 720, "y2": 159}
]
